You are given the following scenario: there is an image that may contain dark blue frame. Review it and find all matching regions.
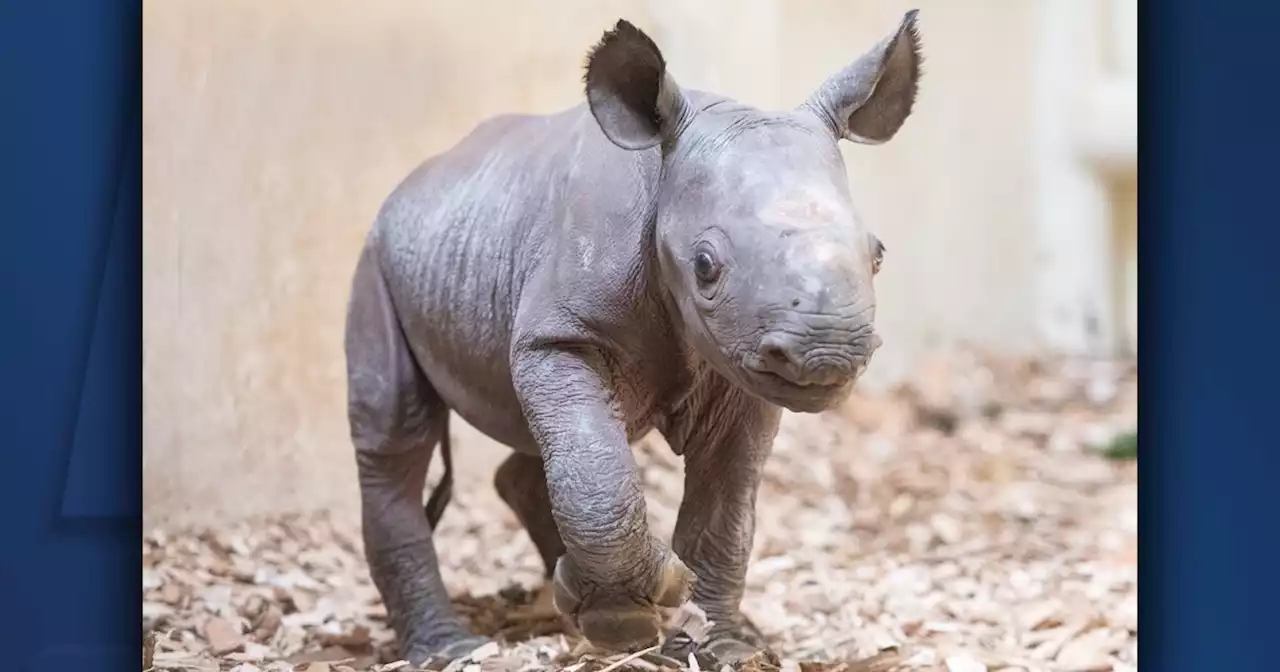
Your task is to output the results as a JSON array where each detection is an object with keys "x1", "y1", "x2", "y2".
[
  {"x1": 0, "y1": 1, "x2": 141, "y2": 668},
  {"x1": 1142, "y1": 0, "x2": 1280, "y2": 669}
]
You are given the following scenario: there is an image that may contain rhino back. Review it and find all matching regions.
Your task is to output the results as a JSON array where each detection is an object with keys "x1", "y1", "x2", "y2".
[{"x1": 367, "y1": 104, "x2": 660, "y2": 450}]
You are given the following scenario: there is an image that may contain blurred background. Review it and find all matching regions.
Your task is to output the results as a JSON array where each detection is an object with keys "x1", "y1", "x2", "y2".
[
  {"x1": 143, "y1": 2, "x2": 1137, "y2": 668},
  {"x1": 144, "y1": 0, "x2": 1135, "y2": 527}
]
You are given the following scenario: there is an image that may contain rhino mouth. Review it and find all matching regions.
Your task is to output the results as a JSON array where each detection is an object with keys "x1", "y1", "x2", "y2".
[
  {"x1": 749, "y1": 367, "x2": 838, "y2": 389},
  {"x1": 739, "y1": 364, "x2": 854, "y2": 412},
  {"x1": 747, "y1": 366, "x2": 844, "y2": 394},
  {"x1": 740, "y1": 352, "x2": 855, "y2": 389}
]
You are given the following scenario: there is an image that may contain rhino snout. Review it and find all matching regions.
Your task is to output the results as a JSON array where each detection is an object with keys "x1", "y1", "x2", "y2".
[{"x1": 754, "y1": 328, "x2": 881, "y2": 387}]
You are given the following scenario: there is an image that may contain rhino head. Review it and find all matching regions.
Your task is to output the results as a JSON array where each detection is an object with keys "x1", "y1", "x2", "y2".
[{"x1": 585, "y1": 11, "x2": 922, "y2": 413}]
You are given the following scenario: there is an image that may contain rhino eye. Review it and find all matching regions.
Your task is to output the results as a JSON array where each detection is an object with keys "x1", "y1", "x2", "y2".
[
  {"x1": 693, "y1": 248, "x2": 721, "y2": 284},
  {"x1": 871, "y1": 237, "x2": 886, "y2": 275}
]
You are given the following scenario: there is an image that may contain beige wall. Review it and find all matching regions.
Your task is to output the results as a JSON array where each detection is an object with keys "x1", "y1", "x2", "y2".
[
  {"x1": 1113, "y1": 177, "x2": 1138, "y2": 354},
  {"x1": 144, "y1": 1, "x2": 1056, "y2": 525}
]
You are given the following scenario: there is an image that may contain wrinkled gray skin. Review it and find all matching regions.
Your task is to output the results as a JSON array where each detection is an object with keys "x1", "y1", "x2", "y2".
[{"x1": 345, "y1": 11, "x2": 922, "y2": 666}]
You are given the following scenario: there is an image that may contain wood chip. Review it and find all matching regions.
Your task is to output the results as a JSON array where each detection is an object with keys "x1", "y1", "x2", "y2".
[
  {"x1": 320, "y1": 625, "x2": 373, "y2": 650},
  {"x1": 468, "y1": 641, "x2": 501, "y2": 661},
  {"x1": 203, "y1": 617, "x2": 245, "y2": 656},
  {"x1": 479, "y1": 656, "x2": 526, "y2": 672},
  {"x1": 943, "y1": 653, "x2": 986, "y2": 672},
  {"x1": 1056, "y1": 627, "x2": 1122, "y2": 670},
  {"x1": 161, "y1": 582, "x2": 184, "y2": 605},
  {"x1": 665, "y1": 602, "x2": 711, "y2": 644}
]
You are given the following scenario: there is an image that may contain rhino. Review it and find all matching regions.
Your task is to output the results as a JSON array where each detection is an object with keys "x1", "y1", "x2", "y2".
[{"x1": 344, "y1": 10, "x2": 922, "y2": 665}]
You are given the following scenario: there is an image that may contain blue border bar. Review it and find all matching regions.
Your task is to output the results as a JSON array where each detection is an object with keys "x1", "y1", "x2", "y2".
[
  {"x1": 0, "y1": 2, "x2": 142, "y2": 668},
  {"x1": 1144, "y1": 0, "x2": 1280, "y2": 670}
]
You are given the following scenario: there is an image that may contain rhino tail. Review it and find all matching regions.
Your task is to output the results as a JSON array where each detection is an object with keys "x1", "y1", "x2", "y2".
[{"x1": 423, "y1": 411, "x2": 454, "y2": 530}]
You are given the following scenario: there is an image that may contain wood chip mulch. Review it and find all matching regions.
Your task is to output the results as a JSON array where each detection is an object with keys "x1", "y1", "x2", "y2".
[{"x1": 143, "y1": 351, "x2": 1138, "y2": 672}]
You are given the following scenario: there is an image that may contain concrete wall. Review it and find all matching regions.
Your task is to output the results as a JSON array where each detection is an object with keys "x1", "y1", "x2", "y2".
[{"x1": 143, "y1": 1, "x2": 1128, "y2": 525}]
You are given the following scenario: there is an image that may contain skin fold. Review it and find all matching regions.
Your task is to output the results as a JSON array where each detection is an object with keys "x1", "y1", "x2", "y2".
[{"x1": 344, "y1": 11, "x2": 923, "y2": 666}]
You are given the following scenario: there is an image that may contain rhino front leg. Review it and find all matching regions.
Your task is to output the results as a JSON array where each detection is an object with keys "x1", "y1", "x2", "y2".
[
  {"x1": 511, "y1": 346, "x2": 696, "y2": 652},
  {"x1": 663, "y1": 384, "x2": 782, "y2": 665},
  {"x1": 345, "y1": 247, "x2": 489, "y2": 664}
]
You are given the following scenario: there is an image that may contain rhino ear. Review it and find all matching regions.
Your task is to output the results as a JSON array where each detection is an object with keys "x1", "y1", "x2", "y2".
[
  {"x1": 800, "y1": 10, "x2": 923, "y2": 145},
  {"x1": 584, "y1": 20, "x2": 691, "y2": 151}
]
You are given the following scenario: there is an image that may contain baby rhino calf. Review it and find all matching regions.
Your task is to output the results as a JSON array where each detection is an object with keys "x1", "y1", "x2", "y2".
[{"x1": 345, "y1": 11, "x2": 923, "y2": 666}]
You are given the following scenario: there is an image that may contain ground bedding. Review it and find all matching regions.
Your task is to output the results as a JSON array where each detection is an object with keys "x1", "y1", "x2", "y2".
[{"x1": 143, "y1": 352, "x2": 1137, "y2": 672}]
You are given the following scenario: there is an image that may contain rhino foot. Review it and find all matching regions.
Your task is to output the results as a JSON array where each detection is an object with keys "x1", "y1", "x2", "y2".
[
  {"x1": 660, "y1": 617, "x2": 774, "y2": 668},
  {"x1": 405, "y1": 634, "x2": 494, "y2": 669}
]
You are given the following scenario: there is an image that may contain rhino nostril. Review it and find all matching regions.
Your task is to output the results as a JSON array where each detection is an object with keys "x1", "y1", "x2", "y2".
[
  {"x1": 762, "y1": 343, "x2": 791, "y2": 364},
  {"x1": 757, "y1": 334, "x2": 803, "y2": 382}
]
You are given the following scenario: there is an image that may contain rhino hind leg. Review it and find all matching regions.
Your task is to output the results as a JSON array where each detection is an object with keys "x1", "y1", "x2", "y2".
[
  {"x1": 345, "y1": 247, "x2": 489, "y2": 664},
  {"x1": 494, "y1": 452, "x2": 567, "y2": 578}
]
